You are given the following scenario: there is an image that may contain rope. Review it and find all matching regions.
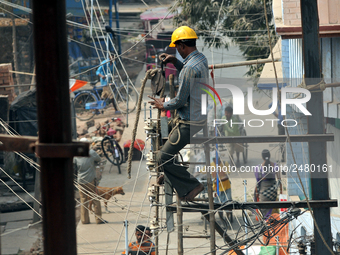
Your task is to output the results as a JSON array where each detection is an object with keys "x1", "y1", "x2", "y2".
[
  {"x1": 127, "y1": 69, "x2": 157, "y2": 179},
  {"x1": 263, "y1": 0, "x2": 335, "y2": 254},
  {"x1": 293, "y1": 75, "x2": 326, "y2": 98},
  {"x1": 167, "y1": 117, "x2": 207, "y2": 146},
  {"x1": 298, "y1": 76, "x2": 327, "y2": 92}
]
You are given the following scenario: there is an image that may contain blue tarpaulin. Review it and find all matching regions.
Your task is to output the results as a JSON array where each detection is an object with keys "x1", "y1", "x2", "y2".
[{"x1": 14, "y1": 0, "x2": 85, "y2": 17}]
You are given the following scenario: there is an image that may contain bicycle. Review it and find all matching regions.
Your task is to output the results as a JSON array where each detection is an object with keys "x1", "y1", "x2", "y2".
[
  {"x1": 73, "y1": 77, "x2": 138, "y2": 121},
  {"x1": 101, "y1": 118, "x2": 124, "y2": 174}
]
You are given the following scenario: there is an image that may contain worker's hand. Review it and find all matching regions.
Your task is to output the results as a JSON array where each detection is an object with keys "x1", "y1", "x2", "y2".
[
  {"x1": 148, "y1": 96, "x2": 165, "y2": 110},
  {"x1": 213, "y1": 192, "x2": 217, "y2": 198},
  {"x1": 159, "y1": 53, "x2": 177, "y2": 65},
  {"x1": 100, "y1": 74, "x2": 106, "y2": 80}
]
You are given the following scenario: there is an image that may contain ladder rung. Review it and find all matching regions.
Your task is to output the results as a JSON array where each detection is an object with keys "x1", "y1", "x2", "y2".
[
  {"x1": 181, "y1": 162, "x2": 206, "y2": 165},
  {"x1": 182, "y1": 235, "x2": 210, "y2": 239},
  {"x1": 193, "y1": 198, "x2": 209, "y2": 202}
]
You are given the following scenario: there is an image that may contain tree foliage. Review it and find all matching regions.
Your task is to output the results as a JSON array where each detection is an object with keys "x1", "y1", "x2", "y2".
[{"x1": 174, "y1": 0, "x2": 278, "y2": 79}]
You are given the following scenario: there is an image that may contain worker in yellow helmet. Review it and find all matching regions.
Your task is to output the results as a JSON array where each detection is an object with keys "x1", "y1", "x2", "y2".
[{"x1": 148, "y1": 26, "x2": 209, "y2": 202}]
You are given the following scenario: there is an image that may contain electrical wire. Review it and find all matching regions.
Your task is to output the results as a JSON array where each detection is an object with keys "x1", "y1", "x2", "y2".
[
  {"x1": 71, "y1": 0, "x2": 180, "y2": 78},
  {"x1": 0, "y1": 178, "x2": 41, "y2": 218},
  {"x1": 1, "y1": 220, "x2": 42, "y2": 237},
  {"x1": 262, "y1": 0, "x2": 335, "y2": 253},
  {"x1": 1, "y1": 0, "x2": 326, "y2": 253}
]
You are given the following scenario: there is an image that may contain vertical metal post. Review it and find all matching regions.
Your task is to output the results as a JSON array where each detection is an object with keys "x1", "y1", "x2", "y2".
[
  {"x1": 154, "y1": 185, "x2": 159, "y2": 254},
  {"x1": 176, "y1": 193, "x2": 183, "y2": 255},
  {"x1": 106, "y1": 33, "x2": 111, "y2": 84},
  {"x1": 32, "y1": 0, "x2": 77, "y2": 254},
  {"x1": 165, "y1": 232, "x2": 170, "y2": 255},
  {"x1": 109, "y1": 0, "x2": 112, "y2": 28},
  {"x1": 203, "y1": 124, "x2": 216, "y2": 255},
  {"x1": 154, "y1": 86, "x2": 165, "y2": 255},
  {"x1": 300, "y1": 0, "x2": 332, "y2": 253},
  {"x1": 150, "y1": 106, "x2": 152, "y2": 119},
  {"x1": 106, "y1": 33, "x2": 110, "y2": 60},
  {"x1": 32, "y1": 168, "x2": 41, "y2": 223},
  {"x1": 113, "y1": 0, "x2": 122, "y2": 55},
  {"x1": 126, "y1": 79, "x2": 129, "y2": 127},
  {"x1": 275, "y1": 236, "x2": 279, "y2": 255},
  {"x1": 165, "y1": 74, "x2": 174, "y2": 234},
  {"x1": 243, "y1": 180, "x2": 248, "y2": 255},
  {"x1": 109, "y1": 0, "x2": 114, "y2": 55},
  {"x1": 90, "y1": 0, "x2": 94, "y2": 38},
  {"x1": 124, "y1": 220, "x2": 129, "y2": 254},
  {"x1": 215, "y1": 127, "x2": 219, "y2": 195}
]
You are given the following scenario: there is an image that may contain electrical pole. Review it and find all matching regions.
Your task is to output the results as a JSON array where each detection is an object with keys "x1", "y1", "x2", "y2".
[
  {"x1": 113, "y1": 0, "x2": 122, "y2": 55},
  {"x1": 300, "y1": 0, "x2": 332, "y2": 254},
  {"x1": 32, "y1": 0, "x2": 78, "y2": 254}
]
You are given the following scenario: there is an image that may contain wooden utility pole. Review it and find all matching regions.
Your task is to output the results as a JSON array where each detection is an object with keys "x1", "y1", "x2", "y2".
[
  {"x1": 32, "y1": 0, "x2": 78, "y2": 254},
  {"x1": 300, "y1": 0, "x2": 332, "y2": 253}
]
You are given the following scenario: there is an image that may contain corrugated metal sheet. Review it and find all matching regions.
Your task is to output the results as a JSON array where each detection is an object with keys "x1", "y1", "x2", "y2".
[
  {"x1": 287, "y1": 38, "x2": 340, "y2": 118},
  {"x1": 326, "y1": 124, "x2": 340, "y2": 216}
]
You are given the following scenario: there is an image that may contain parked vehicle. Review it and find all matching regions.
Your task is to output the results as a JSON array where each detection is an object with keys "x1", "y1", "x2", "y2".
[
  {"x1": 101, "y1": 118, "x2": 124, "y2": 174},
  {"x1": 73, "y1": 79, "x2": 138, "y2": 121}
]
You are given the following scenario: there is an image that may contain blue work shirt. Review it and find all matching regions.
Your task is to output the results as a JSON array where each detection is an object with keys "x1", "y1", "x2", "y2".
[
  {"x1": 96, "y1": 59, "x2": 115, "y2": 86},
  {"x1": 163, "y1": 50, "x2": 209, "y2": 121}
]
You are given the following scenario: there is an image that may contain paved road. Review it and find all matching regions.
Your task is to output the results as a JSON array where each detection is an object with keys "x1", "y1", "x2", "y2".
[{"x1": 76, "y1": 42, "x2": 286, "y2": 255}]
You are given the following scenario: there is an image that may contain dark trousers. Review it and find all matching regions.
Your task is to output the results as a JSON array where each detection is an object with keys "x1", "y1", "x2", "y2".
[{"x1": 157, "y1": 123, "x2": 202, "y2": 198}]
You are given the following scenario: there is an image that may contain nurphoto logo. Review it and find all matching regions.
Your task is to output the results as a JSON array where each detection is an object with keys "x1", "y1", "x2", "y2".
[{"x1": 200, "y1": 83, "x2": 311, "y2": 128}]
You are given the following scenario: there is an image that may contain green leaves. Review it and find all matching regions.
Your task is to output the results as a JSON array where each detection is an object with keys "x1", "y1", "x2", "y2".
[{"x1": 173, "y1": 0, "x2": 278, "y2": 80}]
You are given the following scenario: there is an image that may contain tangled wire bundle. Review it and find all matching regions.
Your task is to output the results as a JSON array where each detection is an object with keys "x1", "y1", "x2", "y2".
[{"x1": 208, "y1": 201, "x2": 304, "y2": 255}]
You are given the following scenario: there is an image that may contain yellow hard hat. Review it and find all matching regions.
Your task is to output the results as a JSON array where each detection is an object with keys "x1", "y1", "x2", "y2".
[{"x1": 169, "y1": 26, "x2": 198, "y2": 47}]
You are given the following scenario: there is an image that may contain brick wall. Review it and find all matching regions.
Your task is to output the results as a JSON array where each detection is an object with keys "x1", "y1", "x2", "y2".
[
  {"x1": 283, "y1": 0, "x2": 301, "y2": 26},
  {"x1": 283, "y1": 0, "x2": 340, "y2": 26},
  {"x1": 0, "y1": 63, "x2": 16, "y2": 103}
]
